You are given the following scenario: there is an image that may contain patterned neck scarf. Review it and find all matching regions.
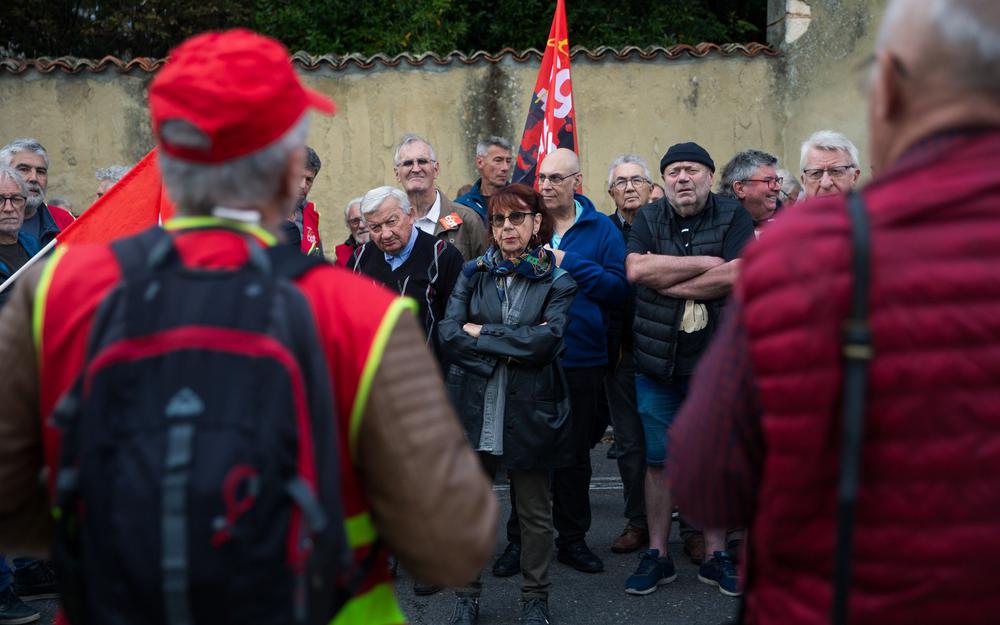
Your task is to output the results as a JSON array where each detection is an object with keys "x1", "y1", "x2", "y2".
[{"x1": 469, "y1": 245, "x2": 555, "y2": 281}]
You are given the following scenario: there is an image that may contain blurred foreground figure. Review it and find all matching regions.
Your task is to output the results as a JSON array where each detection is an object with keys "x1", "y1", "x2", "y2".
[
  {"x1": 0, "y1": 28, "x2": 496, "y2": 625},
  {"x1": 670, "y1": 1, "x2": 1000, "y2": 624}
]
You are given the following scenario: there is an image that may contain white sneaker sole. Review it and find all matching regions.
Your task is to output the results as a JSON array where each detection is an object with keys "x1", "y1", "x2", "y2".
[
  {"x1": 625, "y1": 572, "x2": 677, "y2": 595},
  {"x1": 697, "y1": 574, "x2": 742, "y2": 597}
]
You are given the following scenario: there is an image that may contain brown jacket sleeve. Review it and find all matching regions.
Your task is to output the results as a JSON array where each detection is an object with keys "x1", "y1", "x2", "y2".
[
  {"x1": 357, "y1": 312, "x2": 498, "y2": 586},
  {"x1": 0, "y1": 265, "x2": 54, "y2": 556}
]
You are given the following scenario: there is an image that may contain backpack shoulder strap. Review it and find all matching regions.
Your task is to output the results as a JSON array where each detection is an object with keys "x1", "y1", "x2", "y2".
[
  {"x1": 267, "y1": 243, "x2": 330, "y2": 281},
  {"x1": 831, "y1": 191, "x2": 874, "y2": 625},
  {"x1": 109, "y1": 227, "x2": 171, "y2": 284}
]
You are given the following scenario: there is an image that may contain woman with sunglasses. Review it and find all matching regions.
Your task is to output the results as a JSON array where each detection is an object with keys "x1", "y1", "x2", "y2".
[{"x1": 438, "y1": 183, "x2": 577, "y2": 625}]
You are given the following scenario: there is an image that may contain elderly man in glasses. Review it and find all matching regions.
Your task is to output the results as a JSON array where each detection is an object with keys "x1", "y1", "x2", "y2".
[
  {"x1": 719, "y1": 149, "x2": 782, "y2": 237},
  {"x1": 799, "y1": 130, "x2": 862, "y2": 198},
  {"x1": 393, "y1": 133, "x2": 486, "y2": 261}
]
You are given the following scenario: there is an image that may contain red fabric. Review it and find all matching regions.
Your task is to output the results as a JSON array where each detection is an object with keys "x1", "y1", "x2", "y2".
[
  {"x1": 58, "y1": 149, "x2": 173, "y2": 246},
  {"x1": 334, "y1": 243, "x2": 353, "y2": 268},
  {"x1": 149, "y1": 30, "x2": 334, "y2": 163},
  {"x1": 733, "y1": 130, "x2": 1000, "y2": 625},
  {"x1": 512, "y1": 0, "x2": 579, "y2": 187},
  {"x1": 300, "y1": 201, "x2": 322, "y2": 254},
  {"x1": 47, "y1": 204, "x2": 75, "y2": 230},
  {"x1": 38, "y1": 225, "x2": 400, "y2": 603}
]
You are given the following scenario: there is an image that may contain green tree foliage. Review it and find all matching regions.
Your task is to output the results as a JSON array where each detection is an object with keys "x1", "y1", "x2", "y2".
[{"x1": 0, "y1": 0, "x2": 764, "y2": 59}]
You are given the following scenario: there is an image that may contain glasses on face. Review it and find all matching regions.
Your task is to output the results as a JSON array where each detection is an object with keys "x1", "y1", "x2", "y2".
[
  {"x1": 397, "y1": 158, "x2": 435, "y2": 169},
  {"x1": 366, "y1": 214, "x2": 401, "y2": 235},
  {"x1": 347, "y1": 217, "x2": 363, "y2": 228},
  {"x1": 611, "y1": 176, "x2": 650, "y2": 191},
  {"x1": 537, "y1": 171, "x2": 579, "y2": 185},
  {"x1": 489, "y1": 211, "x2": 534, "y2": 228},
  {"x1": 802, "y1": 165, "x2": 856, "y2": 182},
  {"x1": 743, "y1": 176, "x2": 784, "y2": 189},
  {"x1": 0, "y1": 194, "x2": 27, "y2": 209}
]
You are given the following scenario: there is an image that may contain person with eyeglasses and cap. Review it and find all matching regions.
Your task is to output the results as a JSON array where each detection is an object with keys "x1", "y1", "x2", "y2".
[
  {"x1": 799, "y1": 130, "x2": 862, "y2": 198},
  {"x1": 491, "y1": 147, "x2": 628, "y2": 581}
]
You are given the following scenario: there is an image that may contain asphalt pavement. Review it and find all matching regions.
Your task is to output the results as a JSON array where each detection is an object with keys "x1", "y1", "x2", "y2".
[
  {"x1": 29, "y1": 440, "x2": 738, "y2": 625},
  {"x1": 395, "y1": 439, "x2": 739, "y2": 625}
]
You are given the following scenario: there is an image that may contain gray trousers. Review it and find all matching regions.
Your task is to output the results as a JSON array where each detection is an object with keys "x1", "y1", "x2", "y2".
[
  {"x1": 605, "y1": 349, "x2": 647, "y2": 528},
  {"x1": 458, "y1": 456, "x2": 552, "y2": 599}
]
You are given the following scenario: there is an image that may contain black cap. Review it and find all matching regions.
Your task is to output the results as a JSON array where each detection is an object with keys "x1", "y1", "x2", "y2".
[{"x1": 660, "y1": 142, "x2": 715, "y2": 174}]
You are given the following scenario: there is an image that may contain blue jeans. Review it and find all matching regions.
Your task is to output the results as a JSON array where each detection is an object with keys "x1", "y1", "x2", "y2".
[{"x1": 635, "y1": 374, "x2": 690, "y2": 467}]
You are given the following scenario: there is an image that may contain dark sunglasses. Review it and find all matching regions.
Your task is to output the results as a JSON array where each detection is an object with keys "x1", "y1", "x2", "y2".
[{"x1": 489, "y1": 211, "x2": 534, "y2": 227}]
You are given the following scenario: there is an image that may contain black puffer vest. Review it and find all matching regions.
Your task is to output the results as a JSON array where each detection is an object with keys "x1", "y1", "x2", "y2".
[{"x1": 631, "y1": 193, "x2": 743, "y2": 382}]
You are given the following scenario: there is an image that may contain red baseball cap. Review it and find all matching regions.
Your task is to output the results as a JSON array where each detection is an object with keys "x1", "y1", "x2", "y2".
[{"x1": 149, "y1": 29, "x2": 335, "y2": 163}]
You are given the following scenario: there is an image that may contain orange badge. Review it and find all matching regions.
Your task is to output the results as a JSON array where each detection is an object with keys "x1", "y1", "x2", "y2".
[{"x1": 439, "y1": 212, "x2": 463, "y2": 230}]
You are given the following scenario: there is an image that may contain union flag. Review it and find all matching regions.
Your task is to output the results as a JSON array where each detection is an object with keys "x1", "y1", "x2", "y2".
[{"x1": 512, "y1": 0, "x2": 579, "y2": 187}]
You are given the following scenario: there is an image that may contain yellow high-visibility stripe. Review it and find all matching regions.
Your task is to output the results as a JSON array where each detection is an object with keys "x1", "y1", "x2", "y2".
[
  {"x1": 348, "y1": 297, "x2": 418, "y2": 459},
  {"x1": 345, "y1": 512, "x2": 376, "y2": 549},
  {"x1": 32, "y1": 246, "x2": 67, "y2": 362},
  {"x1": 329, "y1": 582, "x2": 405, "y2": 625},
  {"x1": 164, "y1": 216, "x2": 277, "y2": 246}
]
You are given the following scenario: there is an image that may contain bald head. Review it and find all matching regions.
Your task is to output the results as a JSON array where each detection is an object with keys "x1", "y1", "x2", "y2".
[
  {"x1": 868, "y1": 0, "x2": 1000, "y2": 172},
  {"x1": 538, "y1": 148, "x2": 582, "y2": 214}
]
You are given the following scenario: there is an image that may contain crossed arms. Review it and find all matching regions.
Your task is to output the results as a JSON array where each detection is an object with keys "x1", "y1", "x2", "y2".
[{"x1": 625, "y1": 252, "x2": 741, "y2": 300}]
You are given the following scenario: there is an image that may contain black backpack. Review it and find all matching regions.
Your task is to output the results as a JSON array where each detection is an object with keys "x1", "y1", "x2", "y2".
[{"x1": 50, "y1": 227, "x2": 351, "y2": 625}]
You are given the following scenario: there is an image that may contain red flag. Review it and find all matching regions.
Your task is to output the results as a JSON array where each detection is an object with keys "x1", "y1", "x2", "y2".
[
  {"x1": 512, "y1": 0, "x2": 579, "y2": 187},
  {"x1": 58, "y1": 148, "x2": 174, "y2": 245}
]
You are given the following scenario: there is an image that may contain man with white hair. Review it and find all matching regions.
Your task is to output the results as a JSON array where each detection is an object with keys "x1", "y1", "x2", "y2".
[
  {"x1": 348, "y1": 185, "x2": 464, "y2": 363},
  {"x1": 333, "y1": 196, "x2": 368, "y2": 267},
  {"x1": 799, "y1": 130, "x2": 862, "y2": 198},
  {"x1": 671, "y1": 1, "x2": 1000, "y2": 623},
  {"x1": 393, "y1": 133, "x2": 486, "y2": 261},
  {"x1": 0, "y1": 30, "x2": 496, "y2": 625},
  {"x1": 719, "y1": 149, "x2": 782, "y2": 236},
  {"x1": 94, "y1": 165, "x2": 130, "y2": 202},
  {"x1": 455, "y1": 136, "x2": 513, "y2": 222},
  {"x1": 0, "y1": 139, "x2": 74, "y2": 244}
]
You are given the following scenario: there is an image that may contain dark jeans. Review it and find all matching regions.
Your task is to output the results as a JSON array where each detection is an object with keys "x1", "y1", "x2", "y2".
[
  {"x1": 605, "y1": 349, "x2": 646, "y2": 528},
  {"x1": 507, "y1": 366, "x2": 606, "y2": 548}
]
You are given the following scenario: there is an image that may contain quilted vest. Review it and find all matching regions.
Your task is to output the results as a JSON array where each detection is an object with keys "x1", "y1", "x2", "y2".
[
  {"x1": 632, "y1": 193, "x2": 744, "y2": 382},
  {"x1": 738, "y1": 130, "x2": 1000, "y2": 625}
]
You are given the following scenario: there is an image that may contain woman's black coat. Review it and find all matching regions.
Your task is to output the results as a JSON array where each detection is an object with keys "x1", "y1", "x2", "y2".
[{"x1": 438, "y1": 265, "x2": 577, "y2": 470}]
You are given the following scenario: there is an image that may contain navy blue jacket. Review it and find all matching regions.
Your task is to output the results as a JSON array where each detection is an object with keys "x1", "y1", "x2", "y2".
[
  {"x1": 555, "y1": 193, "x2": 628, "y2": 368},
  {"x1": 0, "y1": 231, "x2": 41, "y2": 307},
  {"x1": 454, "y1": 179, "x2": 488, "y2": 223}
]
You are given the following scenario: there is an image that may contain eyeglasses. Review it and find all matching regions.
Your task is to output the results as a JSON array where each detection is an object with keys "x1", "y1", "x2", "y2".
[
  {"x1": 0, "y1": 194, "x2": 27, "y2": 209},
  {"x1": 611, "y1": 176, "x2": 650, "y2": 191},
  {"x1": 366, "y1": 214, "x2": 401, "y2": 235},
  {"x1": 347, "y1": 217, "x2": 363, "y2": 228},
  {"x1": 397, "y1": 158, "x2": 435, "y2": 169},
  {"x1": 537, "y1": 171, "x2": 579, "y2": 185},
  {"x1": 743, "y1": 177, "x2": 784, "y2": 188},
  {"x1": 489, "y1": 211, "x2": 534, "y2": 228},
  {"x1": 802, "y1": 165, "x2": 856, "y2": 181}
]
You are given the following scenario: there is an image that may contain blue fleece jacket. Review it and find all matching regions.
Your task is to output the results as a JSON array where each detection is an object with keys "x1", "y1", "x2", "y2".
[
  {"x1": 454, "y1": 179, "x2": 488, "y2": 223},
  {"x1": 552, "y1": 193, "x2": 628, "y2": 368}
]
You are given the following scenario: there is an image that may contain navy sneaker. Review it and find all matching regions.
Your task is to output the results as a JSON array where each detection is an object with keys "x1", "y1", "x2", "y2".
[
  {"x1": 698, "y1": 550, "x2": 742, "y2": 597},
  {"x1": 0, "y1": 586, "x2": 40, "y2": 625},
  {"x1": 624, "y1": 549, "x2": 677, "y2": 595}
]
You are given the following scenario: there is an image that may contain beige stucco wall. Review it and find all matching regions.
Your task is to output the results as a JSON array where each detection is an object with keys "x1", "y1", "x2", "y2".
[{"x1": 0, "y1": 0, "x2": 888, "y2": 253}]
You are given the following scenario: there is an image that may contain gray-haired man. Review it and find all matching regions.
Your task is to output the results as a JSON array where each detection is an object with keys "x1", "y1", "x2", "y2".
[{"x1": 456, "y1": 136, "x2": 513, "y2": 222}]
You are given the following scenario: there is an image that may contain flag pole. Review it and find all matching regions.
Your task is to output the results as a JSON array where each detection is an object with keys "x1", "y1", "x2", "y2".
[{"x1": 0, "y1": 238, "x2": 57, "y2": 295}]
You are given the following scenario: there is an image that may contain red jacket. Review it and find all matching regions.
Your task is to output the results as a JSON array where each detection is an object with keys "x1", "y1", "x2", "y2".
[
  {"x1": 737, "y1": 130, "x2": 1000, "y2": 625},
  {"x1": 48, "y1": 203, "x2": 75, "y2": 230},
  {"x1": 300, "y1": 201, "x2": 322, "y2": 255}
]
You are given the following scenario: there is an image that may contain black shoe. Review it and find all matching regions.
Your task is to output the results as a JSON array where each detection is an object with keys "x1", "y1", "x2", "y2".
[
  {"x1": 413, "y1": 581, "x2": 442, "y2": 596},
  {"x1": 556, "y1": 542, "x2": 604, "y2": 573},
  {"x1": 520, "y1": 597, "x2": 551, "y2": 625},
  {"x1": 12, "y1": 562, "x2": 56, "y2": 602},
  {"x1": 449, "y1": 597, "x2": 479, "y2": 625},
  {"x1": 492, "y1": 542, "x2": 521, "y2": 577},
  {"x1": 0, "y1": 586, "x2": 40, "y2": 625}
]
